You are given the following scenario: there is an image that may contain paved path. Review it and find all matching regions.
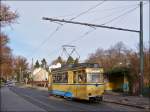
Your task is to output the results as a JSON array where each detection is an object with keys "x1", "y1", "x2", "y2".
[
  {"x1": 103, "y1": 94, "x2": 150, "y2": 110},
  {"x1": 4, "y1": 86, "x2": 148, "y2": 112},
  {"x1": 0, "y1": 87, "x2": 46, "y2": 112}
]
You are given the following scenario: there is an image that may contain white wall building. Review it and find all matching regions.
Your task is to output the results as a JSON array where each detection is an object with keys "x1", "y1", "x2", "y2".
[{"x1": 32, "y1": 67, "x2": 48, "y2": 81}]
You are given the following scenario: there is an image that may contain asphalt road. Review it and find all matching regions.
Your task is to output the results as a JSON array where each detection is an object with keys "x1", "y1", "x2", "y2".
[{"x1": 2, "y1": 86, "x2": 147, "y2": 112}]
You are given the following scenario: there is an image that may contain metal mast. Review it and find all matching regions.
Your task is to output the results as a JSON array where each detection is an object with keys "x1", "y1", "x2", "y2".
[{"x1": 139, "y1": 1, "x2": 144, "y2": 96}]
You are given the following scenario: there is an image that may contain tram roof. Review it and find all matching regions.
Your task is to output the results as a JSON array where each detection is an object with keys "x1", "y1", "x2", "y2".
[{"x1": 51, "y1": 63, "x2": 101, "y2": 72}]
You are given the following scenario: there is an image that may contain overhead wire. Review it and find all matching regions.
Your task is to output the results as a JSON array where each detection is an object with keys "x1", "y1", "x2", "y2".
[
  {"x1": 50, "y1": 0, "x2": 106, "y2": 21},
  {"x1": 66, "y1": 3, "x2": 141, "y2": 49},
  {"x1": 101, "y1": 5, "x2": 140, "y2": 25},
  {"x1": 89, "y1": 3, "x2": 140, "y2": 13},
  {"x1": 61, "y1": 0, "x2": 106, "y2": 49},
  {"x1": 101, "y1": 2, "x2": 148, "y2": 25},
  {"x1": 66, "y1": 2, "x2": 139, "y2": 46},
  {"x1": 53, "y1": 12, "x2": 79, "y2": 19},
  {"x1": 70, "y1": 0, "x2": 106, "y2": 20},
  {"x1": 89, "y1": 4, "x2": 139, "y2": 23},
  {"x1": 28, "y1": 25, "x2": 62, "y2": 58},
  {"x1": 44, "y1": 1, "x2": 106, "y2": 59},
  {"x1": 68, "y1": 27, "x2": 96, "y2": 45}
]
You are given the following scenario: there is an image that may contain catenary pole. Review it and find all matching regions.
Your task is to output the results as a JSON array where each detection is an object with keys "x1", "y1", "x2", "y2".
[{"x1": 139, "y1": 1, "x2": 144, "y2": 96}]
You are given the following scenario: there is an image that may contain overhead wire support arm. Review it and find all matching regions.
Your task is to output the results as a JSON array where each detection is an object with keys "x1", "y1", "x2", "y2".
[{"x1": 42, "y1": 17, "x2": 140, "y2": 33}]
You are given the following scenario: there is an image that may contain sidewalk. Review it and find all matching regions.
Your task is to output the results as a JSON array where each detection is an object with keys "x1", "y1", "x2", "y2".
[
  {"x1": 0, "y1": 87, "x2": 46, "y2": 112},
  {"x1": 103, "y1": 92, "x2": 150, "y2": 110}
]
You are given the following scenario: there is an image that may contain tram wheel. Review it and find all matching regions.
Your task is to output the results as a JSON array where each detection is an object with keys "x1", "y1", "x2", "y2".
[
  {"x1": 96, "y1": 96, "x2": 103, "y2": 103},
  {"x1": 89, "y1": 98, "x2": 94, "y2": 103}
]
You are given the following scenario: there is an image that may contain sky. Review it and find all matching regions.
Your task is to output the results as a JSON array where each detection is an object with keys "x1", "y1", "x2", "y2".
[{"x1": 2, "y1": 0, "x2": 149, "y2": 65}]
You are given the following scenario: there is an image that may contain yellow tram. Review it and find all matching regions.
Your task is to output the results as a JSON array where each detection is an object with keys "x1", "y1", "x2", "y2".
[{"x1": 48, "y1": 63, "x2": 104, "y2": 102}]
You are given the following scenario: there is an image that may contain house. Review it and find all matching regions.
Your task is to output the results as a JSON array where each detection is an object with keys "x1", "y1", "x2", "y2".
[{"x1": 32, "y1": 67, "x2": 48, "y2": 81}]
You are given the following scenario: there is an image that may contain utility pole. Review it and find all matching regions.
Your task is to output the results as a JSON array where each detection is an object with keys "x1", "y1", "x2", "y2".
[
  {"x1": 19, "y1": 67, "x2": 22, "y2": 83},
  {"x1": 31, "y1": 58, "x2": 33, "y2": 87},
  {"x1": 43, "y1": 1, "x2": 144, "y2": 95},
  {"x1": 139, "y1": 1, "x2": 143, "y2": 96}
]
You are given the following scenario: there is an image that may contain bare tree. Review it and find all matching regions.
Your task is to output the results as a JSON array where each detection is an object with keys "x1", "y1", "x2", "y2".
[
  {"x1": 86, "y1": 41, "x2": 150, "y2": 95},
  {"x1": 12, "y1": 56, "x2": 29, "y2": 81},
  {"x1": 0, "y1": 3, "x2": 18, "y2": 27},
  {"x1": 0, "y1": 3, "x2": 18, "y2": 80}
]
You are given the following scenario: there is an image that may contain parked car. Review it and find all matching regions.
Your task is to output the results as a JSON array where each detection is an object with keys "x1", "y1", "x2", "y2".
[{"x1": 5, "y1": 80, "x2": 16, "y2": 86}]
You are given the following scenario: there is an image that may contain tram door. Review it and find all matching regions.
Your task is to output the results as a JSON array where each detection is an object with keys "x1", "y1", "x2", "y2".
[{"x1": 74, "y1": 71, "x2": 87, "y2": 99}]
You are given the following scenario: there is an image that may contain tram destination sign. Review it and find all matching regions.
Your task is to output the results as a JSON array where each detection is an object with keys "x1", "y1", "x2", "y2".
[{"x1": 86, "y1": 68, "x2": 103, "y2": 73}]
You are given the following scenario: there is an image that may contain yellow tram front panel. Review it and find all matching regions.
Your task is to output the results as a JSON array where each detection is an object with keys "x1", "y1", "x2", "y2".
[
  {"x1": 86, "y1": 84, "x2": 104, "y2": 98},
  {"x1": 85, "y1": 68, "x2": 104, "y2": 99}
]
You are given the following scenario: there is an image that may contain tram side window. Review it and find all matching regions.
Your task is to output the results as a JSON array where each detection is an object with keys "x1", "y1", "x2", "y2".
[
  {"x1": 52, "y1": 75, "x2": 56, "y2": 83},
  {"x1": 52, "y1": 73, "x2": 68, "y2": 83},
  {"x1": 62, "y1": 73, "x2": 68, "y2": 83},
  {"x1": 78, "y1": 74, "x2": 86, "y2": 83}
]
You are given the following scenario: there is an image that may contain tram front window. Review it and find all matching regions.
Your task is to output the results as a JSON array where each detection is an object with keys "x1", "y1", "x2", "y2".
[{"x1": 87, "y1": 73, "x2": 103, "y2": 83}]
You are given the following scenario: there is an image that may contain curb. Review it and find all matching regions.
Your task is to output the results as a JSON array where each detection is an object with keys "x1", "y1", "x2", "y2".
[{"x1": 103, "y1": 99, "x2": 150, "y2": 110}]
